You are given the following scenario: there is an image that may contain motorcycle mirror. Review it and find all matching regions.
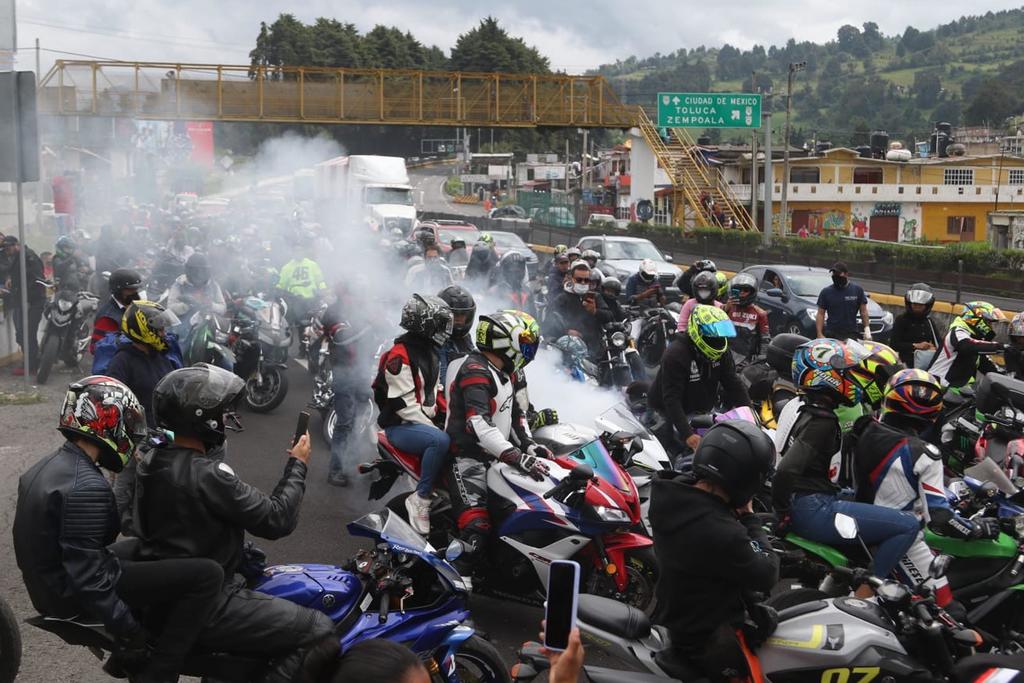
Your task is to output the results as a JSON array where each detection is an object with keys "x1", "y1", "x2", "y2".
[
  {"x1": 834, "y1": 513, "x2": 859, "y2": 540},
  {"x1": 444, "y1": 539, "x2": 465, "y2": 563},
  {"x1": 569, "y1": 464, "x2": 595, "y2": 482},
  {"x1": 629, "y1": 437, "x2": 644, "y2": 456},
  {"x1": 929, "y1": 554, "x2": 952, "y2": 580}
]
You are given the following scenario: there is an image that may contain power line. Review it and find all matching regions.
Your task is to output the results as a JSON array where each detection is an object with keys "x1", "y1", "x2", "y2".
[{"x1": 18, "y1": 16, "x2": 252, "y2": 52}]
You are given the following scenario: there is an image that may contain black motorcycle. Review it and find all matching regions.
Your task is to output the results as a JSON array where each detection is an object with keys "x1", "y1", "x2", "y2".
[
  {"x1": 598, "y1": 320, "x2": 645, "y2": 389},
  {"x1": 36, "y1": 282, "x2": 99, "y2": 384},
  {"x1": 632, "y1": 305, "x2": 679, "y2": 372},
  {"x1": 230, "y1": 295, "x2": 291, "y2": 413}
]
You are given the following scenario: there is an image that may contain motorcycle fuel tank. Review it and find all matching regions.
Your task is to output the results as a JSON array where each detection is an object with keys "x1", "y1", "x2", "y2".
[{"x1": 255, "y1": 563, "x2": 363, "y2": 621}]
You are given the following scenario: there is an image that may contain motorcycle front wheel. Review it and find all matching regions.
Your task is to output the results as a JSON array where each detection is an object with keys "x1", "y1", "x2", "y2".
[
  {"x1": 0, "y1": 595, "x2": 22, "y2": 683},
  {"x1": 433, "y1": 634, "x2": 512, "y2": 683},
  {"x1": 35, "y1": 335, "x2": 61, "y2": 384},
  {"x1": 584, "y1": 546, "x2": 659, "y2": 616},
  {"x1": 244, "y1": 366, "x2": 289, "y2": 413}
]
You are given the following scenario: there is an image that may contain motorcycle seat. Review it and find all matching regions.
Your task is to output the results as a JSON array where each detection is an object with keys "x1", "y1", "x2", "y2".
[
  {"x1": 377, "y1": 432, "x2": 423, "y2": 477},
  {"x1": 577, "y1": 594, "x2": 650, "y2": 640}
]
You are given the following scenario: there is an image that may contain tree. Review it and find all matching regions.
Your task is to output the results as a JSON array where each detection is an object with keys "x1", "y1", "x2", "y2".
[
  {"x1": 448, "y1": 17, "x2": 549, "y2": 73},
  {"x1": 837, "y1": 24, "x2": 868, "y2": 58},
  {"x1": 861, "y1": 21, "x2": 884, "y2": 51},
  {"x1": 309, "y1": 19, "x2": 365, "y2": 68},
  {"x1": 249, "y1": 14, "x2": 314, "y2": 78},
  {"x1": 363, "y1": 26, "x2": 427, "y2": 68},
  {"x1": 912, "y1": 70, "x2": 942, "y2": 108}
]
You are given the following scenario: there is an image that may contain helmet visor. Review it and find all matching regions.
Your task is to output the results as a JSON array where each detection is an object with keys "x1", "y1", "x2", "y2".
[
  {"x1": 166, "y1": 364, "x2": 245, "y2": 410},
  {"x1": 698, "y1": 319, "x2": 737, "y2": 339},
  {"x1": 906, "y1": 289, "x2": 933, "y2": 305},
  {"x1": 519, "y1": 331, "x2": 539, "y2": 363},
  {"x1": 143, "y1": 307, "x2": 181, "y2": 332}
]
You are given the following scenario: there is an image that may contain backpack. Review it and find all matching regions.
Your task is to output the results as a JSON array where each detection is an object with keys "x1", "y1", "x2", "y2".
[{"x1": 91, "y1": 332, "x2": 185, "y2": 375}]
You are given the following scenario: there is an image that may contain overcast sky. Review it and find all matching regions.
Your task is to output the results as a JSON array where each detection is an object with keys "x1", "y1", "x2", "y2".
[{"x1": 10, "y1": 0, "x2": 1024, "y2": 75}]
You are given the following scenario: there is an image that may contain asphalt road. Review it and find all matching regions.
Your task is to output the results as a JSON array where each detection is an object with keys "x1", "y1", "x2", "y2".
[{"x1": 409, "y1": 163, "x2": 487, "y2": 217}]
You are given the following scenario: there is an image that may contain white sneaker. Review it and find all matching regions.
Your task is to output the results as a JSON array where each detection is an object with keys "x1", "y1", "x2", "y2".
[{"x1": 405, "y1": 493, "x2": 431, "y2": 535}]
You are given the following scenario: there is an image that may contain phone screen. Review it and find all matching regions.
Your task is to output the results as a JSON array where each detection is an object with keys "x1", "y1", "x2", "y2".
[
  {"x1": 544, "y1": 560, "x2": 579, "y2": 651},
  {"x1": 293, "y1": 411, "x2": 311, "y2": 447}
]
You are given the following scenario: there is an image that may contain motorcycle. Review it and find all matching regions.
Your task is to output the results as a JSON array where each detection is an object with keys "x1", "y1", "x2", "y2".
[
  {"x1": 943, "y1": 374, "x2": 1024, "y2": 479},
  {"x1": 181, "y1": 308, "x2": 235, "y2": 371},
  {"x1": 631, "y1": 306, "x2": 679, "y2": 373},
  {"x1": 597, "y1": 320, "x2": 646, "y2": 389},
  {"x1": 28, "y1": 510, "x2": 510, "y2": 683},
  {"x1": 547, "y1": 337, "x2": 600, "y2": 386},
  {"x1": 229, "y1": 295, "x2": 291, "y2": 413},
  {"x1": 36, "y1": 281, "x2": 99, "y2": 384},
  {"x1": 360, "y1": 440, "x2": 659, "y2": 614}
]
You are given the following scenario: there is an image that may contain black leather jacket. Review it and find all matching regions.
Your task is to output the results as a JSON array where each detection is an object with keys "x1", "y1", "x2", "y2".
[
  {"x1": 12, "y1": 442, "x2": 140, "y2": 636},
  {"x1": 134, "y1": 445, "x2": 307, "y2": 577}
]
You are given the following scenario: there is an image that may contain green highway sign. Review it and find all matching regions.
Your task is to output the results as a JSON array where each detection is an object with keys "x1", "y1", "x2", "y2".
[{"x1": 657, "y1": 92, "x2": 762, "y2": 129}]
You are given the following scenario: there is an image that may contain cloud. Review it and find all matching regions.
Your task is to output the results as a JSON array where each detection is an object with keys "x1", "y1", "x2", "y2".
[{"x1": 13, "y1": 0, "x2": 1024, "y2": 75}]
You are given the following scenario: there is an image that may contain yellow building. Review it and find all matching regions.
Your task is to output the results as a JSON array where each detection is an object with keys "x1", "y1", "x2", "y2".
[{"x1": 724, "y1": 148, "x2": 1024, "y2": 243}]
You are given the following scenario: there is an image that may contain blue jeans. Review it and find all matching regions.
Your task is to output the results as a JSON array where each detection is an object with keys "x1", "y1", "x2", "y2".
[
  {"x1": 789, "y1": 493, "x2": 920, "y2": 579},
  {"x1": 329, "y1": 373, "x2": 359, "y2": 479},
  {"x1": 384, "y1": 423, "x2": 450, "y2": 498}
]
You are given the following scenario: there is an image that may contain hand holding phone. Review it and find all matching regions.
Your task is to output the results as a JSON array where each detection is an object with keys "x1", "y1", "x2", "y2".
[
  {"x1": 543, "y1": 560, "x2": 580, "y2": 652},
  {"x1": 289, "y1": 412, "x2": 311, "y2": 464}
]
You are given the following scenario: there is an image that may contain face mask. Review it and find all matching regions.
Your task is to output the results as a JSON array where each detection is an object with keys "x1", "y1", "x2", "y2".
[
  {"x1": 568, "y1": 282, "x2": 590, "y2": 295},
  {"x1": 832, "y1": 275, "x2": 848, "y2": 288},
  {"x1": 696, "y1": 288, "x2": 713, "y2": 302}
]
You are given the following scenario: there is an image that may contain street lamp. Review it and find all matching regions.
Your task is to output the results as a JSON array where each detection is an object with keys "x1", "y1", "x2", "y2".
[{"x1": 778, "y1": 61, "x2": 805, "y2": 239}]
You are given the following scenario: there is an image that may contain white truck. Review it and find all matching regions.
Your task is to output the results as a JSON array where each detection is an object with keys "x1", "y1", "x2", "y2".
[{"x1": 314, "y1": 155, "x2": 416, "y2": 234}]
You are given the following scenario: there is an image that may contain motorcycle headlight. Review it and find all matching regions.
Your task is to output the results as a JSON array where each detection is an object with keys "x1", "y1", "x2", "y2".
[
  {"x1": 594, "y1": 505, "x2": 630, "y2": 523},
  {"x1": 881, "y1": 311, "x2": 894, "y2": 326},
  {"x1": 610, "y1": 331, "x2": 627, "y2": 349},
  {"x1": 1014, "y1": 515, "x2": 1024, "y2": 540},
  {"x1": 57, "y1": 299, "x2": 74, "y2": 312}
]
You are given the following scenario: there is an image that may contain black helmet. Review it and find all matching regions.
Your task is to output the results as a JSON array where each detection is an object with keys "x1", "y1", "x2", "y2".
[
  {"x1": 109, "y1": 268, "x2": 144, "y2": 304},
  {"x1": 413, "y1": 226, "x2": 437, "y2": 249},
  {"x1": 185, "y1": 253, "x2": 210, "y2": 287},
  {"x1": 693, "y1": 420, "x2": 775, "y2": 507},
  {"x1": 691, "y1": 270, "x2": 717, "y2": 304},
  {"x1": 500, "y1": 252, "x2": 527, "y2": 283},
  {"x1": 153, "y1": 363, "x2": 245, "y2": 448},
  {"x1": 766, "y1": 332, "x2": 811, "y2": 375},
  {"x1": 904, "y1": 283, "x2": 935, "y2": 317},
  {"x1": 56, "y1": 235, "x2": 77, "y2": 255},
  {"x1": 437, "y1": 285, "x2": 476, "y2": 338},
  {"x1": 588, "y1": 268, "x2": 604, "y2": 291},
  {"x1": 400, "y1": 293, "x2": 453, "y2": 346},
  {"x1": 602, "y1": 278, "x2": 622, "y2": 297}
]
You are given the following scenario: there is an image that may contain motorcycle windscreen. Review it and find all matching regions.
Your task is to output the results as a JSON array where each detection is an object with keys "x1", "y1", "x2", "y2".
[
  {"x1": 564, "y1": 440, "x2": 631, "y2": 494},
  {"x1": 347, "y1": 509, "x2": 433, "y2": 553}
]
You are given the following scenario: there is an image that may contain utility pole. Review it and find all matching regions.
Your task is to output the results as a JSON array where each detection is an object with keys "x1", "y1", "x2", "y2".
[
  {"x1": 778, "y1": 61, "x2": 805, "y2": 238},
  {"x1": 762, "y1": 91, "x2": 774, "y2": 246},
  {"x1": 750, "y1": 71, "x2": 758, "y2": 231}
]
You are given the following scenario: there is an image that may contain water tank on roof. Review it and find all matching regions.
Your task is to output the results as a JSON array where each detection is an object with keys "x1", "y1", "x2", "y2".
[
  {"x1": 815, "y1": 141, "x2": 832, "y2": 154},
  {"x1": 936, "y1": 122, "x2": 953, "y2": 136},
  {"x1": 936, "y1": 133, "x2": 951, "y2": 158},
  {"x1": 886, "y1": 149, "x2": 912, "y2": 162},
  {"x1": 948, "y1": 143, "x2": 967, "y2": 156},
  {"x1": 889, "y1": 141, "x2": 904, "y2": 150},
  {"x1": 856, "y1": 145, "x2": 873, "y2": 158},
  {"x1": 870, "y1": 131, "x2": 889, "y2": 159}
]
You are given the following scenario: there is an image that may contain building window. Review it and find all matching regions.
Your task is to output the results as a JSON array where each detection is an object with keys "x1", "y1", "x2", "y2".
[
  {"x1": 943, "y1": 168, "x2": 974, "y2": 186},
  {"x1": 946, "y1": 216, "x2": 976, "y2": 237},
  {"x1": 790, "y1": 167, "x2": 820, "y2": 183},
  {"x1": 1010, "y1": 169, "x2": 1024, "y2": 185},
  {"x1": 853, "y1": 167, "x2": 884, "y2": 184}
]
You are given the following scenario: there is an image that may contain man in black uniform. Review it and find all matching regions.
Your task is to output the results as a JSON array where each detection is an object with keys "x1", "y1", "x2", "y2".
[
  {"x1": 1, "y1": 235, "x2": 46, "y2": 375},
  {"x1": 650, "y1": 420, "x2": 778, "y2": 682},
  {"x1": 134, "y1": 363, "x2": 333, "y2": 682}
]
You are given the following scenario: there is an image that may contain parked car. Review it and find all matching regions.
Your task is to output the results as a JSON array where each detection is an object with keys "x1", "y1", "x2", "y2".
[
  {"x1": 738, "y1": 265, "x2": 894, "y2": 341},
  {"x1": 585, "y1": 213, "x2": 626, "y2": 230},
  {"x1": 414, "y1": 219, "x2": 481, "y2": 254},
  {"x1": 574, "y1": 235, "x2": 679, "y2": 289},
  {"x1": 530, "y1": 206, "x2": 576, "y2": 229},
  {"x1": 488, "y1": 230, "x2": 539, "y2": 278},
  {"x1": 489, "y1": 204, "x2": 527, "y2": 219}
]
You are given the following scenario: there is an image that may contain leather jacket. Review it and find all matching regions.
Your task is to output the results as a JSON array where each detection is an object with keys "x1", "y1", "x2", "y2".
[
  {"x1": 12, "y1": 442, "x2": 140, "y2": 636},
  {"x1": 134, "y1": 444, "x2": 307, "y2": 577}
]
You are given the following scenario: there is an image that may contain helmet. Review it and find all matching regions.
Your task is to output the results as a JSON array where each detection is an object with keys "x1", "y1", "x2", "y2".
[
  {"x1": 108, "y1": 268, "x2": 144, "y2": 301},
  {"x1": 185, "y1": 253, "x2": 211, "y2": 287},
  {"x1": 56, "y1": 235, "x2": 76, "y2": 254},
  {"x1": 153, "y1": 364, "x2": 246, "y2": 447},
  {"x1": 848, "y1": 340, "x2": 905, "y2": 408},
  {"x1": 400, "y1": 293, "x2": 453, "y2": 346},
  {"x1": 904, "y1": 283, "x2": 935, "y2": 316},
  {"x1": 693, "y1": 420, "x2": 775, "y2": 507},
  {"x1": 729, "y1": 272, "x2": 758, "y2": 306},
  {"x1": 953, "y1": 301, "x2": 1006, "y2": 341},
  {"x1": 476, "y1": 310, "x2": 540, "y2": 372},
  {"x1": 553, "y1": 244, "x2": 568, "y2": 256},
  {"x1": 715, "y1": 271, "x2": 729, "y2": 300},
  {"x1": 581, "y1": 249, "x2": 600, "y2": 266},
  {"x1": 566, "y1": 247, "x2": 582, "y2": 262},
  {"x1": 766, "y1": 333, "x2": 810, "y2": 375},
  {"x1": 437, "y1": 285, "x2": 476, "y2": 338},
  {"x1": 691, "y1": 270, "x2": 717, "y2": 304},
  {"x1": 792, "y1": 339, "x2": 869, "y2": 406},
  {"x1": 1010, "y1": 312, "x2": 1024, "y2": 340},
  {"x1": 58, "y1": 375, "x2": 147, "y2": 473},
  {"x1": 880, "y1": 368, "x2": 944, "y2": 426},
  {"x1": 687, "y1": 304, "x2": 736, "y2": 361},
  {"x1": 478, "y1": 232, "x2": 495, "y2": 247},
  {"x1": 602, "y1": 278, "x2": 622, "y2": 297},
  {"x1": 121, "y1": 300, "x2": 180, "y2": 352},
  {"x1": 694, "y1": 259, "x2": 717, "y2": 273},
  {"x1": 413, "y1": 226, "x2": 437, "y2": 248},
  {"x1": 499, "y1": 252, "x2": 527, "y2": 283},
  {"x1": 638, "y1": 258, "x2": 658, "y2": 282},
  {"x1": 588, "y1": 268, "x2": 604, "y2": 291},
  {"x1": 396, "y1": 241, "x2": 420, "y2": 260}
]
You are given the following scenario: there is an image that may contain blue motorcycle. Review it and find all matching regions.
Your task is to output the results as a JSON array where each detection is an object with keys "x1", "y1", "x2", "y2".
[{"x1": 27, "y1": 510, "x2": 511, "y2": 682}]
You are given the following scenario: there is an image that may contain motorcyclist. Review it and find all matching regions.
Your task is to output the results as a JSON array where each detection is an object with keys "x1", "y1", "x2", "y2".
[
  {"x1": 764, "y1": 333, "x2": 810, "y2": 418},
  {"x1": 543, "y1": 244, "x2": 568, "y2": 279},
  {"x1": 166, "y1": 253, "x2": 227, "y2": 320},
  {"x1": 674, "y1": 258, "x2": 716, "y2": 298},
  {"x1": 448, "y1": 239, "x2": 470, "y2": 270},
  {"x1": 444, "y1": 310, "x2": 550, "y2": 566},
  {"x1": 852, "y1": 369, "x2": 999, "y2": 609},
  {"x1": 724, "y1": 273, "x2": 770, "y2": 361},
  {"x1": 90, "y1": 268, "x2": 143, "y2": 357},
  {"x1": 543, "y1": 261, "x2": 613, "y2": 358},
  {"x1": 677, "y1": 269, "x2": 723, "y2": 331},
  {"x1": 464, "y1": 233, "x2": 499, "y2": 288},
  {"x1": 405, "y1": 243, "x2": 454, "y2": 291},
  {"x1": 134, "y1": 364, "x2": 333, "y2": 680},
  {"x1": 372, "y1": 294, "x2": 453, "y2": 534},
  {"x1": 544, "y1": 252, "x2": 571, "y2": 297},
  {"x1": 580, "y1": 249, "x2": 600, "y2": 271},
  {"x1": 624, "y1": 258, "x2": 666, "y2": 308},
  {"x1": 888, "y1": 283, "x2": 941, "y2": 369},
  {"x1": 165, "y1": 229, "x2": 195, "y2": 264},
  {"x1": 52, "y1": 235, "x2": 89, "y2": 286},
  {"x1": 13, "y1": 376, "x2": 224, "y2": 683},
  {"x1": 600, "y1": 278, "x2": 627, "y2": 322},
  {"x1": 276, "y1": 243, "x2": 327, "y2": 329},
  {"x1": 1006, "y1": 312, "x2": 1024, "y2": 380},
  {"x1": 928, "y1": 300, "x2": 1006, "y2": 389},
  {"x1": 647, "y1": 305, "x2": 749, "y2": 455},
  {"x1": 773, "y1": 339, "x2": 920, "y2": 591},
  {"x1": 847, "y1": 340, "x2": 905, "y2": 411},
  {"x1": 489, "y1": 251, "x2": 533, "y2": 314},
  {"x1": 437, "y1": 285, "x2": 477, "y2": 391},
  {"x1": 650, "y1": 420, "x2": 778, "y2": 683}
]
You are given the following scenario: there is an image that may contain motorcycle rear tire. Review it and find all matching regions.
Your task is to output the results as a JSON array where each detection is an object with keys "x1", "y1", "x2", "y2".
[
  {"x1": 0, "y1": 595, "x2": 22, "y2": 683},
  {"x1": 321, "y1": 406, "x2": 336, "y2": 446},
  {"x1": 35, "y1": 335, "x2": 61, "y2": 385},
  {"x1": 443, "y1": 633, "x2": 512, "y2": 683},
  {"x1": 244, "y1": 367, "x2": 289, "y2": 413}
]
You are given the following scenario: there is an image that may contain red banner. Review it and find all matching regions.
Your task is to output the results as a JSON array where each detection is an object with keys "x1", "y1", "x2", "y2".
[{"x1": 186, "y1": 121, "x2": 214, "y2": 167}]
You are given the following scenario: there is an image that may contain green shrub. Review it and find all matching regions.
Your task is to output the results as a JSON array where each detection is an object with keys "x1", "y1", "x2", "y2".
[{"x1": 444, "y1": 176, "x2": 463, "y2": 196}]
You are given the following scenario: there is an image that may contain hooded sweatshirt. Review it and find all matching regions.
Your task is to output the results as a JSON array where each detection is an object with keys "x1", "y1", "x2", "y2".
[{"x1": 650, "y1": 474, "x2": 778, "y2": 648}]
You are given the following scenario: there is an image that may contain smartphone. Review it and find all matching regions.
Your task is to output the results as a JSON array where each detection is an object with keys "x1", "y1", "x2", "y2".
[
  {"x1": 292, "y1": 411, "x2": 311, "y2": 447},
  {"x1": 543, "y1": 560, "x2": 580, "y2": 651}
]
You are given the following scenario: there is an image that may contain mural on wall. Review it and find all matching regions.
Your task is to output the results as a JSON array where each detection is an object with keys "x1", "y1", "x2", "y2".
[
  {"x1": 899, "y1": 204, "x2": 923, "y2": 242},
  {"x1": 777, "y1": 202, "x2": 922, "y2": 240},
  {"x1": 1011, "y1": 216, "x2": 1024, "y2": 250},
  {"x1": 850, "y1": 205, "x2": 870, "y2": 239}
]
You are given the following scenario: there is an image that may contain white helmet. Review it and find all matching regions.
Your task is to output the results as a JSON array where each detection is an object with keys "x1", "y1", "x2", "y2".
[{"x1": 639, "y1": 258, "x2": 658, "y2": 282}]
